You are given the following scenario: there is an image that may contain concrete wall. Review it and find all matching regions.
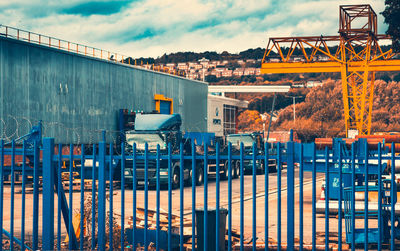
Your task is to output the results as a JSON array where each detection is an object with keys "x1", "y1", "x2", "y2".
[{"x1": 0, "y1": 37, "x2": 208, "y2": 144}]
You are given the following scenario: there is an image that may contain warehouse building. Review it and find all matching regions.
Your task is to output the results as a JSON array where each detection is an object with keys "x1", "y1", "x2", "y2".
[
  {"x1": 0, "y1": 27, "x2": 248, "y2": 144},
  {"x1": 0, "y1": 32, "x2": 207, "y2": 144}
]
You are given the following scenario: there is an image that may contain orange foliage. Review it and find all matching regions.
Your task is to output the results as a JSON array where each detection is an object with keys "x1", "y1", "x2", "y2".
[
  {"x1": 237, "y1": 110, "x2": 263, "y2": 132},
  {"x1": 237, "y1": 79, "x2": 400, "y2": 142}
]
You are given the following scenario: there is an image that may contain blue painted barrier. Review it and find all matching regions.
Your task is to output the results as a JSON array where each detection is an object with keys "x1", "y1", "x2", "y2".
[{"x1": 0, "y1": 137, "x2": 398, "y2": 251}]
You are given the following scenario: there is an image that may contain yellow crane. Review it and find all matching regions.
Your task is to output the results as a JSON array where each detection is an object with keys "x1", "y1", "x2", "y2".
[{"x1": 261, "y1": 5, "x2": 400, "y2": 136}]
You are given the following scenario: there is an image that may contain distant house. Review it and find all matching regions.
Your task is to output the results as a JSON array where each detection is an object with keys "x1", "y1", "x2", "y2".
[
  {"x1": 306, "y1": 81, "x2": 323, "y2": 88},
  {"x1": 246, "y1": 59, "x2": 256, "y2": 64},
  {"x1": 211, "y1": 70, "x2": 222, "y2": 78},
  {"x1": 244, "y1": 67, "x2": 256, "y2": 75},
  {"x1": 317, "y1": 55, "x2": 330, "y2": 61},
  {"x1": 293, "y1": 57, "x2": 304, "y2": 62},
  {"x1": 177, "y1": 63, "x2": 188, "y2": 70},
  {"x1": 143, "y1": 64, "x2": 152, "y2": 70},
  {"x1": 194, "y1": 64, "x2": 203, "y2": 70},
  {"x1": 166, "y1": 63, "x2": 175, "y2": 71},
  {"x1": 188, "y1": 62, "x2": 197, "y2": 68},
  {"x1": 199, "y1": 61, "x2": 209, "y2": 68},
  {"x1": 233, "y1": 68, "x2": 244, "y2": 76},
  {"x1": 292, "y1": 83, "x2": 305, "y2": 88},
  {"x1": 222, "y1": 60, "x2": 229, "y2": 65},
  {"x1": 255, "y1": 69, "x2": 261, "y2": 75},
  {"x1": 209, "y1": 62, "x2": 217, "y2": 68},
  {"x1": 188, "y1": 73, "x2": 199, "y2": 79},
  {"x1": 222, "y1": 70, "x2": 233, "y2": 77},
  {"x1": 237, "y1": 60, "x2": 245, "y2": 65},
  {"x1": 269, "y1": 58, "x2": 280, "y2": 62}
]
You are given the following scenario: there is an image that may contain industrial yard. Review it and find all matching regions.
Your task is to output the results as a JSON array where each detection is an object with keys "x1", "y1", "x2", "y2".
[{"x1": 1, "y1": 2, "x2": 400, "y2": 251}]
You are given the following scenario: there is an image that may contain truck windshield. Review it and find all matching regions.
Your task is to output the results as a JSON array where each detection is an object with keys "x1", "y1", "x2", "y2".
[
  {"x1": 226, "y1": 135, "x2": 254, "y2": 148},
  {"x1": 126, "y1": 133, "x2": 166, "y2": 150}
]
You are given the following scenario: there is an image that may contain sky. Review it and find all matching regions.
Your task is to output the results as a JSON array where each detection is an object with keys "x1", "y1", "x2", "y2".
[{"x1": 0, "y1": 0, "x2": 388, "y2": 58}]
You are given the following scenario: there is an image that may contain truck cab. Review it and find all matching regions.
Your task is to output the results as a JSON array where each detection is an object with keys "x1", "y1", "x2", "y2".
[
  {"x1": 124, "y1": 114, "x2": 203, "y2": 188},
  {"x1": 226, "y1": 132, "x2": 277, "y2": 173}
]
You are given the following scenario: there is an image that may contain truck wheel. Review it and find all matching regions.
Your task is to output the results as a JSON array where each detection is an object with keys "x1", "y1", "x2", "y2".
[
  {"x1": 186, "y1": 168, "x2": 193, "y2": 186},
  {"x1": 196, "y1": 166, "x2": 204, "y2": 186},
  {"x1": 221, "y1": 161, "x2": 229, "y2": 180},
  {"x1": 225, "y1": 160, "x2": 235, "y2": 179},
  {"x1": 257, "y1": 162, "x2": 265, "y2": 175},
  {"x1": 231, "y1": 161, "x2": 236, "y2": 178},
  {"x1": 172, "y1": 165, "x2": 180, "y2": 189},
  {"x1": 269, "y1": 161, "x2": 277, "y2": 173},
  {"x1": 234, "y1": 161, "x2": 240, "y2": 178}
]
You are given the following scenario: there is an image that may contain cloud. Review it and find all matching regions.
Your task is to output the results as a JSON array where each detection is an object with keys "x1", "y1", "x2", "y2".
[
  {"x1": 61, "y1": 1, "x2": 136, "y2": 16},
  {"x1": 0, "y1": 0, "x2": 391, "y2": 58}
]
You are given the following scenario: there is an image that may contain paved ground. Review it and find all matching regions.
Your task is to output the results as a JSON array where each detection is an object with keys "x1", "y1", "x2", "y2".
[{"x1": 2, "y1": 168, "x2": 324, "y2": 240}]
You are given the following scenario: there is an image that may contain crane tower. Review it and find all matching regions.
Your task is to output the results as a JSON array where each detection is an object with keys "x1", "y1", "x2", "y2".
[{"x1": 261, "y1": 5, "x2": 400, "y2": 136}]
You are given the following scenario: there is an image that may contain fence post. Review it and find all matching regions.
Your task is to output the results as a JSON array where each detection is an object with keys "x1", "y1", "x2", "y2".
[
  {"x1": 287, "y1": 141, "x2": 295, "y2": 250},
  {"x1": 42, "y1": 138, "x2": 55, "y2": 250},
  {"x1": 98, "y1": 142, "x2": 106, "y2": 250}
]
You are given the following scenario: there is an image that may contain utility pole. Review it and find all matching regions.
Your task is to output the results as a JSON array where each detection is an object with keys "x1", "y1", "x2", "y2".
[{"x1": 285, "y1": 95, "x2": 302, "y2": 126}]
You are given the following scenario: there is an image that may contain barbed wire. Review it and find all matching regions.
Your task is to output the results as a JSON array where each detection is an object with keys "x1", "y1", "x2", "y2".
[
  {"x1": 0, "y1": 113, "x2": 212, "y2": 146},
  {"x1": 0, "y1": 115, "x2": 122, "y2": 145}
]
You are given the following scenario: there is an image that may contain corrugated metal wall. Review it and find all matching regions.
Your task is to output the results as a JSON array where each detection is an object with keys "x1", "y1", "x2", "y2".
[{"x1": 0, "y1": 37, "x2": 208, "y2": 144}]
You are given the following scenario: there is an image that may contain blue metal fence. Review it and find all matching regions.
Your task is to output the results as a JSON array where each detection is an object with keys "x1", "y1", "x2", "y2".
[{"x1": 0, "y1": 137, "x2": 399, "y2": 250}]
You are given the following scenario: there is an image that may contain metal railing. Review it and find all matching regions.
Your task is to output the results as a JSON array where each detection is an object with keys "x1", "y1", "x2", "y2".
[
  {"x1": 0, "y1": 138, "x2": 399, "y2": 250},
  {"x1": 0, "y1": 24, "x2": 187, "y2": 78}
]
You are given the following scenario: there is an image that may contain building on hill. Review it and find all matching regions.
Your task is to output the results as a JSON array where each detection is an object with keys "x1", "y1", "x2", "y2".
[
  {"x1": 306, "y1": 81, "x2": 323, "y2": 88},
  {"x1": 244, "y1": 68, "x2": 256, "y2": 75},
  {"x1": 210, "y1": 70, "x2": 222, "y2": 78},
  {"x1": 222, "y1": 70, "x2": 233, "y2": 77},
  {"x1": 188, "y1": 72, "x2": 199, "y2": 80},
  {"x1": 233, "y1": 68, "x2": 244, "y2": 76},
  {"x1": 177, "y1": 63, "x2": 188, "y2": 70},
  {"x1": 209, "y1": 62, "x2": 217, "y2": 68}
]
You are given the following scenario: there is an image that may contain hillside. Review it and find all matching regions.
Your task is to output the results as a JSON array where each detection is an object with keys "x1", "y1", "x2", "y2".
[
  {"x1": 237, "y1": 79, "x2": 400, "y2": 142},
  {"x1": 128, "y1": 48, "x2": 400, "y2": 141}
]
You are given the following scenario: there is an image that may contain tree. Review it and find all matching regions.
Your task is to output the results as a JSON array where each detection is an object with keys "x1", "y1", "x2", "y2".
[
  {"x1": 394, "y1": 73, "x2": 400, "y2": 82},
  {"x1": 382, "y1": 0, "x2": 400, "y2": 52},
  {"x1": 376, "y1": 73, "x2": 392, "y2": 83}
]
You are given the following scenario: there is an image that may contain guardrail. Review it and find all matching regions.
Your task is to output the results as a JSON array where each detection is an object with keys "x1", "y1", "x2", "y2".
[
  {"x1": 0, "y1": 138, "x2": 399, "y2": 250},
  {"x1": 0, "y1": 24, "x2": 187, "y2": 78}
]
